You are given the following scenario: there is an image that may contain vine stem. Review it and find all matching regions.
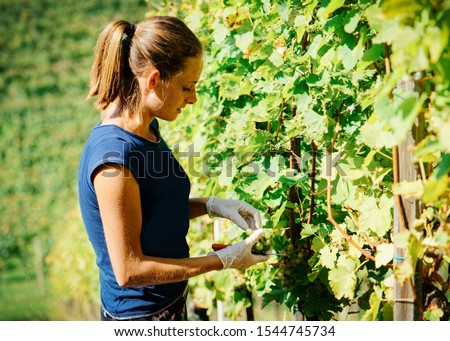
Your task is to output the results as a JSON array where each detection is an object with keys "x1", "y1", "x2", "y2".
[
  {"x1": 384, "y1": 43, "x2": 395, "y2": 101},
  {"x1": 325, "y1": 100, "x2": 393, "y2": 268},
  {"x1": 274, "y1": 99, "x2": 285, "y2": 145},
  {"x1": 384, "y1": 43, "x2": 391, "y2": 76},
  {"x1": 289, "y1": 105, "x2": 302, "y2": 247},
  {"x1": 326, "y1": 174, "x2": 383, "y2": 265},
  {"x1": 307, "y1": 141, "x2": 317, "y2": 224}
]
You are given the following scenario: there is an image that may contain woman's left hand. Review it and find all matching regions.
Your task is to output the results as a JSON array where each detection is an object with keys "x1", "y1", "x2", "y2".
[{"x1": 206, "y1": 196, "x2": 262, "y2": 231}]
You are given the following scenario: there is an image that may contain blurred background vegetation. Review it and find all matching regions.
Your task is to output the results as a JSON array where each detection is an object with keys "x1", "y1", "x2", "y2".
[
  {"x1": 0, "y1": 0, "x2": 153, "y2": 320},
  {"x1": 0, "y1": 0, "x2": 290, "y2": 321}
]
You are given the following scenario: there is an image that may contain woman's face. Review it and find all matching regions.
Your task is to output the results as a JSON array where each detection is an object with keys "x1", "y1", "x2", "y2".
[{"x1": 146, "y1": 55, "x2": 203, "y2": 122}]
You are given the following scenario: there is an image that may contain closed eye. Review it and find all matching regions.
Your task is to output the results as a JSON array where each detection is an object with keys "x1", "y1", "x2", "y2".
[{"x1": 182, "y1": 84, "x2": 197, "y2": 93}]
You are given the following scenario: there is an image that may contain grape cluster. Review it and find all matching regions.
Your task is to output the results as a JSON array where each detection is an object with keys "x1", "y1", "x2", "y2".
[
  {"x1": 274, "y1": 243, "x2": 306, "y2": 288},
  {"x1": 252, "y1": 234, "x2": 272, "y2": 254}
]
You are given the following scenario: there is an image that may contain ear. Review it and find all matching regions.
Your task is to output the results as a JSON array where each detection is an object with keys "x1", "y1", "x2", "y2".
[{"x1": 146, "y1": 69, "x2": 160, "y2": 91}]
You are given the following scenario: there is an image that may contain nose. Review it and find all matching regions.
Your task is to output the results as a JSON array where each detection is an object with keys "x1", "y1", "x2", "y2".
[{"x1": 186, "y1": 90, "x2": 198, "y2": 105}]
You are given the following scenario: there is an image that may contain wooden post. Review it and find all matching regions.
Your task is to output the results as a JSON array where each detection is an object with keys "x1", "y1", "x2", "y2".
[
  {"x1": 393, "y1": 132, "x2": 416, "y2": 320},
  {"x1": 393, "y1": 77, "x2": 423, "y2": 320}
]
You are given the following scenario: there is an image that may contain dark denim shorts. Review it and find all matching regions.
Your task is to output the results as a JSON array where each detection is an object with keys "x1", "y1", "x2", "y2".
[{"x1": 100, "y1": 288, "x2": 188, "y2": 321}]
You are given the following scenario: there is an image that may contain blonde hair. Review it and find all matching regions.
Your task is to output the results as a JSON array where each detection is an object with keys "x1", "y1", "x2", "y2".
[{"x1": 86, "y1": 16, "x2": 202, "y2": 122}]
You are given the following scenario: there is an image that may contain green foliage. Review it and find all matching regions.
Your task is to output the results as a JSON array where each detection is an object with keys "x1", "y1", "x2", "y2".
[
  {"x1": 0, "y1": 0, "x2": 149, "y2": 319},
  {"x1": 154, "y1": 0, "x2": 450, "y2": 320},
  {"x1": 46, "y1": 209, "x2": 100, "y2": 320}
]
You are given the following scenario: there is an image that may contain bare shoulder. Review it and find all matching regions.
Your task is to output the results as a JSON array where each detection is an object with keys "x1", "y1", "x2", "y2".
[{"x1": 93, "y1": 163, "x2": 138, "y2": 194}]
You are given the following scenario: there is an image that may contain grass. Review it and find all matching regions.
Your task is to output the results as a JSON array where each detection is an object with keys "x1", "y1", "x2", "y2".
[{"x1": 0, "y1": 274, "x2": 64, "y2": 321}]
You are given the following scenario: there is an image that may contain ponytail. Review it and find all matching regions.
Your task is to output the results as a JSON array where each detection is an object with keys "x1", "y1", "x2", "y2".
[
  {"x1": 86, "y1": 20, "x2": 137, "y2": 114},
  {"x1": 87, "y1": 16, "x2": 202, "y2": 123}
]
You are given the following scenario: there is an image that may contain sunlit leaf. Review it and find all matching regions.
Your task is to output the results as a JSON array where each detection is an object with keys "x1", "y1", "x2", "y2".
[
  {"x1": 375, "y1": 243, "x2": 394, "y2": 268},
  {"x1": 320, "y1": 245, "x2": 338, "y2": 269},
  {"x1": 235, "y1": 31, "x2": 254, "y2": 54},
  {"x1": 271, "y1": 201, "x2": 287, "y2": 227},
  {"x1": 343, "y1": 10, "x2": 361, "y2": 34},
  {"x1": 301, "y1": 109, "x2": 328, "y2": 143},
  {"x1": 318, "y1": 0, "x2": 344, "y2": 19},
  {"x1": 358, "y1": 195, "x2": 392, "y2": 237},
  {"x1": 422, "y1": 174, "x2": 448, "y2": 203},
  {"x1": 329, "y1": 255, "x2": 357, "y2": 299},
  {"x1": 362, "y1": 292, "x2": 381, "y2": 321},
  {"x1": 392, "y1": 180, "x2": 424, "y2": 197}
]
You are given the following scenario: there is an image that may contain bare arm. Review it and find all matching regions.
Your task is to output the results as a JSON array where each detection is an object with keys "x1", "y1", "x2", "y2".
[
  {"x1": 189, "y1": 197, "x2": 208, "y2": 219},
  {"x1": 93, "y1": 163, "x2": 222, "y2": 288}
]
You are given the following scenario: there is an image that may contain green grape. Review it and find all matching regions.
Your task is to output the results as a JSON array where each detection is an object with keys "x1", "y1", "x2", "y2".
[
  {"x1": 255, "y1": 242, "x2": 263, "y2": 251},
  {"x1": 252, "y1": 234, "x2": 272, "y2": 254},
  {"x1": 262, "y1": 229, "x2": 272, "y2": 239}
]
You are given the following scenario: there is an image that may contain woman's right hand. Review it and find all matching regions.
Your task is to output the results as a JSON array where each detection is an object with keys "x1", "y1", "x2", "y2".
[{"x1": 209, "y1": 229, "x2": 269, "y2": 269}]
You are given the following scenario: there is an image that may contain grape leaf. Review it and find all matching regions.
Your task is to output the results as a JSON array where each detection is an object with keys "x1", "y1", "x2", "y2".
[
  {"x1": 235, "y1": 31, "x2": 254, "y2": 54},
  {"x1": 361, "y1": 292, "x2": 382, "y2": 321},
  {"x1": 318, "y1": 0, "x2": 344, "y2": 19},
  {"x1": 357, "y1": 195, "x2": 392, "y2": 237},
  {"x1": 375, "y1": 243, "x2": 394, "y2": 268},
  {"x1": 343, "y1": 9, "x2": 361, "y2": 34},
  {"x1": 269, "y1": 48, "x2": 284, "y2": 67},
  {"x1": 301, "y1": 109, "x2": 328, "y2": 143},
  {"x1": 319, "y1": 245, "x2": 338, "y2": 269},
  {"x1": 337, "y1": 44, "x2": 363, "y2": 71},
  {"x1": 271, "y1": 201, "x2": 287, "y2": 227},
  {"x1": 212, "y1": 271, "x2": 236, "y2": 300},
  {"x1": 329, "y1": 255, "x2": 357, "y2": 299},
  {"x1": 392, "y1": 180, "x2": 424, "y2": 197},
  {"x1": 422, "y1": 174, "x2": 448, "y2": 203}
]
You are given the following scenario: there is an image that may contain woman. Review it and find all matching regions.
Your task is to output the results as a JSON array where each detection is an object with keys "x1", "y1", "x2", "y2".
[{"x1": 77, "y1": 16, "x2": 268, "y2": 321}]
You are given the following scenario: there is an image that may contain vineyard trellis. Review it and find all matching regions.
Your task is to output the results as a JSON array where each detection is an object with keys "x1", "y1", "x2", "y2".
[{"x1": 153, "y1": 0, "x2": 450, "y2": 321}]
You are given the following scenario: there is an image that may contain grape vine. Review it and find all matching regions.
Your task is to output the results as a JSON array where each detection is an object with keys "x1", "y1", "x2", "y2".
[{"x1": 153, "y1": 0, "x2": 450, "y2": 320}]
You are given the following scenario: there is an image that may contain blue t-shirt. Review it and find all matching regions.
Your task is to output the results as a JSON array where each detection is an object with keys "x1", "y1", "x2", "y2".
[{"x1": 77, "y1": 119, "x2": 191, "y2": 319}]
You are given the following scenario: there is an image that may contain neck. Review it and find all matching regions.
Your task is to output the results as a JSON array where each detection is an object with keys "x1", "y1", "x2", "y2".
[{"x1": 101, "y1": 104, "x2": 157, "y2": 142}]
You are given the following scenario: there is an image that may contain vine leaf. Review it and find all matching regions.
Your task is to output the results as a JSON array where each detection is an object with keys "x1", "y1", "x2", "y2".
[
  {"x1": 423, "y1": 175, "x2": 447, "y2": 203},
  {"x1": 360, "y1": 90, "x2": 425, "y2": 148},
  {"x1": 269, "y1": 49, "x2": 284, "y2": 67},
  {"x1": 362, "y1": 292, "x2": 382, "y2": 321},
  {"x1": 392, "y1": 180, "x2": 424, "y2": 197},
  {"x1": 317, "y1": 0, "x2": 344, "y2": 19},
  {"x1": 438, "y1": 122, "x2": 450, "y2": 151},
  {"x1": 337, "y1": 44, "x2": 363, "y2": 71},
  {"x1": 343, "y1": 9, "x2": 361, "y2": 34},
  {"x1": 301, "y1": 109, "x2": 327, "y2": 143},
  {"x1": 319, "y1": 245, "x2": 338, "y2": 269},
  {"x1": 212, "y1": 271, "x2": 236, "y2": 300},
  {"x1": 271, "y1": 201, "x2": 287, "y2": 227},
  {"x1": 423, "y1": 153, "x2": 450, "y2": 203},
  {"x1": 235, "y1": 31, "x2": 254, "y2": 54},
  {"x1": 329, "y1": 255, "x2": 357, "y2": 300},
  {"x1": 358, "y1": 195, "x2": 392, "y2": 237},
  {"x1": 375, "y1": 243, "x2": 394, "y2": 268}
]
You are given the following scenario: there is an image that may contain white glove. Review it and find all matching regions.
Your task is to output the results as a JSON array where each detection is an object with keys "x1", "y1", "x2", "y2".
[
  {"x1": 209, "y1": 229, "x2": 269, "y2": 269},
  {"x1": 206, "y1": 196, "x2": 262, "y2": 231}
]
